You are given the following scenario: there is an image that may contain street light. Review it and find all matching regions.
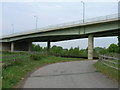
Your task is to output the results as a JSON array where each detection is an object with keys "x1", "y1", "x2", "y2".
[
  {"x1": 11, "y1": 24, "x2": 14, "y2": 34},
  {"x1": 81, "y1": 1, "x2": 85, "y2": 23},
  {"x1": 34, "y1": 16, "x2": 38, "y2": 30}
]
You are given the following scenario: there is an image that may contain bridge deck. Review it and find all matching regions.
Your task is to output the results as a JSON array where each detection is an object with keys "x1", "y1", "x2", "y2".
[{"x1": 1, "y1": 13, "x2": 119, "y2": 39}]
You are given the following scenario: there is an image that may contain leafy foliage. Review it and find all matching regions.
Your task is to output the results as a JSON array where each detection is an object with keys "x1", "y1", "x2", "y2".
[
  {"x1": 107, "y1": 43, "x2": 119, "y2": 53},
  {"x1": 31, "y1": 42, "x2": 119, "y2": 58},
  {"x1": 30, "y1": 54, "x2": 47, "y2": 61},
  {"x1": 31, "y1": 44, "x2": 43, "y2": 52},
  {"x1": 118, "y1": 36, "x2": 120, "y2": 47},
  {"x1": 118, "y1": 36, "x2": 120, "y2": 53}
]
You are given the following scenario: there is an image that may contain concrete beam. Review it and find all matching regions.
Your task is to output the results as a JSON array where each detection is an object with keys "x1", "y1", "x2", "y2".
[
  {"x1": 47, "y1": 41, "x2": 50, "y2": 53},
  {"x1": 88, "y1": 34, "x2": 94, "y2": 60}
]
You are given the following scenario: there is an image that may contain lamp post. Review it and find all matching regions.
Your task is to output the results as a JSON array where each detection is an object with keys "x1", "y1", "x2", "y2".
[
  {"x1": 11, "y1": 24, "x2": 14, "y2": 34},
  {"x1": 34, "y1": 16, "x2": 38, "y2": 30},
  {"x1": 81, "y1": 1, "x2": 85, "y2": 23}
]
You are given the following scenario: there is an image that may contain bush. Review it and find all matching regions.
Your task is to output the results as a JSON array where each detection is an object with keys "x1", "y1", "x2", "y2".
[{"x1": 30, "y1": 54, "x2": 46, "y2": 61}]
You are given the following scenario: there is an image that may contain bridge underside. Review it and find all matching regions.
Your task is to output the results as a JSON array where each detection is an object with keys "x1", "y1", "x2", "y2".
[
  {"x1": 0, "y1": 19, "x2": 119, "y2": 60},
  {"x1": 1, "y1": 29, "x2": 119, "y2": 60},
  {"x1": 0, "y1": 41, "x2": 32, "y2": 51},
  {"x1": 10, "y1": 29, "x2": 119, "y2": 42}
]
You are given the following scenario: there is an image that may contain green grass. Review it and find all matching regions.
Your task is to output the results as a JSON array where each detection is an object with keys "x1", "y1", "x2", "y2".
[
  {"x1": 102, "y1": 60, "x2": 120, "y2": 68},
  {"x1": 2, "y1": 52, "x2": 86, "y2": 88},
  {"x1": 94, "y1": 60, "x2": 120, "y2": 83},
  {"x1": 0, "y1": 51, "x2": 30, "y2": 62}
]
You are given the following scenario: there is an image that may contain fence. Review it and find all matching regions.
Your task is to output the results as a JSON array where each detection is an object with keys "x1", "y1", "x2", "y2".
[
  {"x1": 1, "y1": 51, "x2": 49, "y2": 69},
  {"x1": 1, "y1": 53, "x2": 30, "y2": 69},
  {"x1": 99, "y1": 55, "x2": 120, "y2": 71}
]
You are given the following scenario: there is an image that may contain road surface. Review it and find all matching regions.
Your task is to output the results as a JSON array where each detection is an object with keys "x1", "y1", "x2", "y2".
[{"x1": 23, "y1": 60, "x2": 118, "y2": 88}]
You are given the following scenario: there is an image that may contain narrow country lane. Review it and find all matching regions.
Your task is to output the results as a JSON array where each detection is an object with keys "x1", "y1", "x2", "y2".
[{"x1": 23, "y1": 60, "x2": 118, "y2": 88}]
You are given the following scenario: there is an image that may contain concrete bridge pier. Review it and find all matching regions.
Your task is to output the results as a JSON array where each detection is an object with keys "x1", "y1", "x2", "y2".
[
  {"x1": 28, "y1": 42, "x2": 32, "y2": 52},
  {"x1": 11, "y1": 42, "x2": 14, "y2": 52},
  {"x1": 47, "y1": 41, "x2": 51, "y2": 53},
  {"x1": 88, "y1": 34, "x2": 94, "y2": 60},
  {"x1": 0, "y1": 42, "x2": 11, "y2": 51}
]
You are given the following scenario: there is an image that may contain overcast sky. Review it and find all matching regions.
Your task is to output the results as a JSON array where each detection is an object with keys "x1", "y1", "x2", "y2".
[{"x1": 1, "y1": 0, "x2": 119, "y2": 49}]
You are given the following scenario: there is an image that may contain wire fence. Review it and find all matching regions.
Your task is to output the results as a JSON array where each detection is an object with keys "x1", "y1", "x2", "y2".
[
  {"x1": 1, "y1": 51, "x2": 49, "y2": 69},
  {"x1": 1, "y1": 54, "x2": 30, "y2": 69},
  {"x1": 99, "y1": 55, "x2": 120, "y2": 71}
]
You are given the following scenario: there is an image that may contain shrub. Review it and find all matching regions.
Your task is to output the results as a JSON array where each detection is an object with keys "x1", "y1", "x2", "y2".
[{"x1": 30, "y1": 54, "x2": 46, "y2": 61}]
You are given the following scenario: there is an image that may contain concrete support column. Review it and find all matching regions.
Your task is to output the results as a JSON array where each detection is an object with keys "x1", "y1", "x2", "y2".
[
  {"x1": 11, "y1": 42, "x2": 14, "y2": 52},
  {"x1": 47, "y1": 41, "x2": 50, "y2": 53},
  {"x1": 88, "y1": 34, "x2": 94, "y2": 60},
  {"x1": 28, "y1": 42, "x2": 32, "y2": 51}
]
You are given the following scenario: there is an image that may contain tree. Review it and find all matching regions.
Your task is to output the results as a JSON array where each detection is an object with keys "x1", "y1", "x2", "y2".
[
  {"x1": 94, "y1": 47, "x2": 108, "y2": 54},
  {"x1": 107, "y1": 43, "x2": 119, "y2": 53},
  {"x1": 118, "y1": 36, "x2": 120, "y2": 53},
  {"x1": 31, "y1": 44, "x2": 43, "y2": 52},
  {"x1": 72, "y1": 47, "x2": 80, "y2": 56},
  {"x1": 118, "y1": 36, "x2": 120, "y2": 47},
  {"x1": 51, "y1": 45, "x2": 63, "y2": 56}
]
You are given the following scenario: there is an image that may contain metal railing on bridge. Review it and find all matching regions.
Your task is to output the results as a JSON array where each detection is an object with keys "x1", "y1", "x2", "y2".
[
  {"x1": 2, "y1": 13, "x2": 119, "y2": 38},
  {"x1": 25, "y1": 13, "x2": 119, "y2": 33}
]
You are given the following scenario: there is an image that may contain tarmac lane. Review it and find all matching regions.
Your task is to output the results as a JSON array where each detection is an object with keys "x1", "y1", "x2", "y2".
[{"x1": 23, "y1": 60, "x2": 118, "y2": 88}]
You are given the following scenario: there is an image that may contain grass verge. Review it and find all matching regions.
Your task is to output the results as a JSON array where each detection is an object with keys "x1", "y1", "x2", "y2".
[
  {"x1": 94, "y1": 60, "x2": 120, "y2": 84},
  {"x1": 2, "y1": 52, "x2": 86, "y2": 88}
]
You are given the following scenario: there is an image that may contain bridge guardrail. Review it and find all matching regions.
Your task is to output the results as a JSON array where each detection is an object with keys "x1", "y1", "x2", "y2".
[
  {"x1": 99, "y1": 55, "x2": 120, "y2": 71},
  {"x1": 45, "y1": 13, "x2": 118, "y2": 30}
]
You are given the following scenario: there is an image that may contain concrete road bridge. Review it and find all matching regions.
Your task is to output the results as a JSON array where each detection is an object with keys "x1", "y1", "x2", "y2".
[{"x1": 0, "y1": 13, "x2": 120, "y2": 59}]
